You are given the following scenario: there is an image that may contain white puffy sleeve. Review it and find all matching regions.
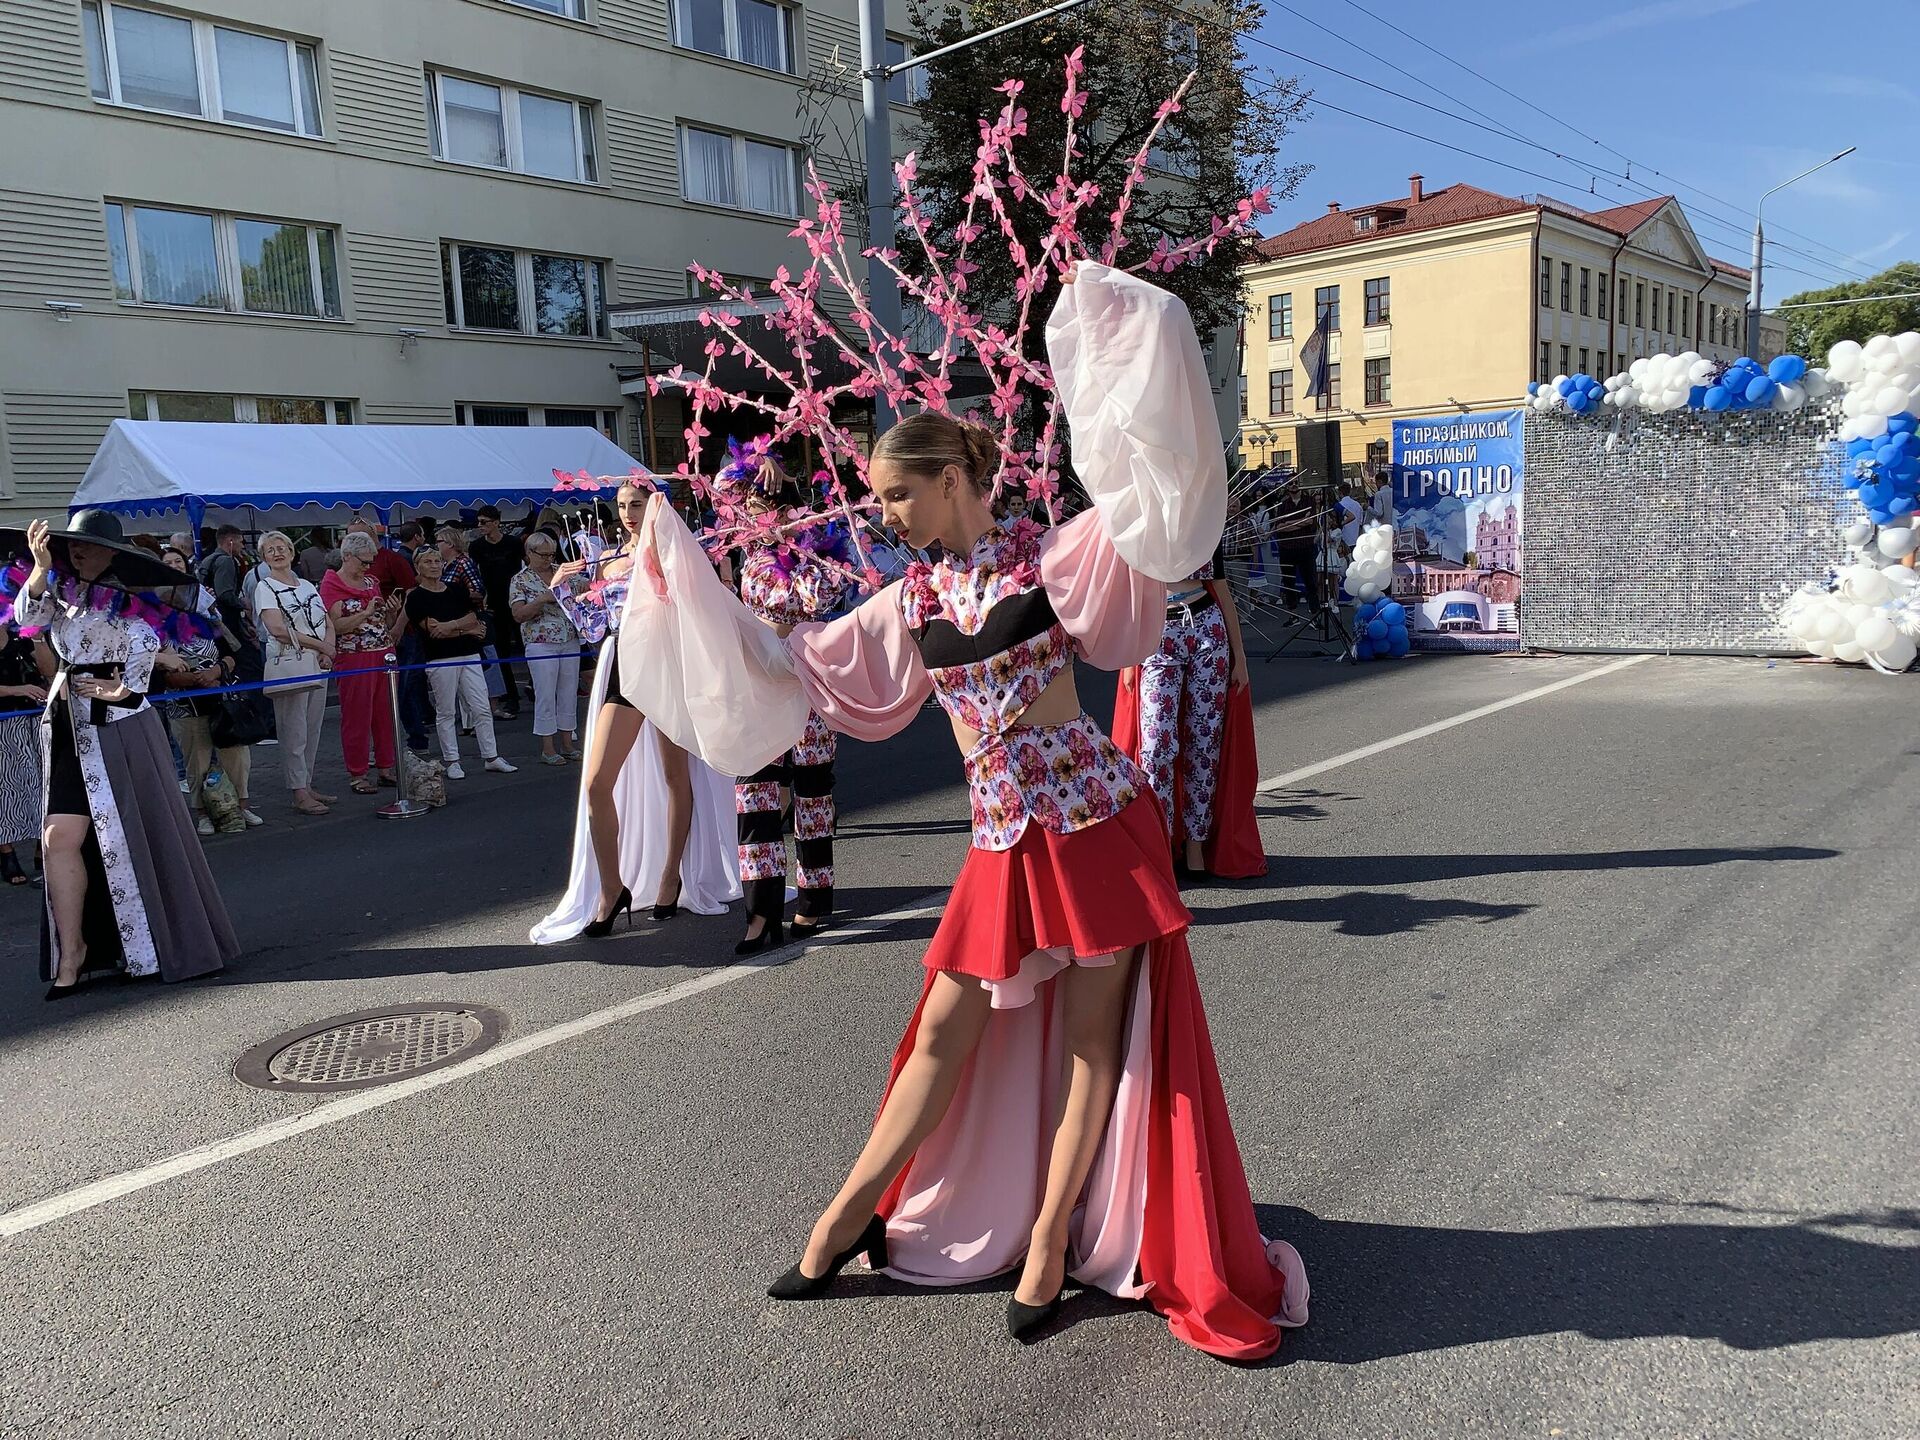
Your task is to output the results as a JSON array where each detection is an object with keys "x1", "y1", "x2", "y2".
[
  {"x1": 616, "y1": 495, "x2": 812, "y2": 776},
  {"x1": 1045, "y1": 263, "x2": 1227, "y2": 582}
]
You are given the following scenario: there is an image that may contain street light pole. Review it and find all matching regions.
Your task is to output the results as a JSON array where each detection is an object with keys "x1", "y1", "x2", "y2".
[
  {"x1": 1747, "y1": 145, "x2": 1855, "y2": 356},
  {"x1": 856, "y1": 0, "x2": 1101, "y2": 432}
]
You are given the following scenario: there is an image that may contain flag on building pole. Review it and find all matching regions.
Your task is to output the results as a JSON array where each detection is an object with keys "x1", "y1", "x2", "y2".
[{"x1": 1299, "y1": 307, "x2": 1332, "y2": 401}]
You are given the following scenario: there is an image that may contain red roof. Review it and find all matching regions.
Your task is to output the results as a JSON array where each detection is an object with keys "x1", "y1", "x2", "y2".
[
  {"x1": 1255, "y1": 182, "x2": 1532, "y2": 260},
  {"x1": 1579, "y1": 197, "x2": 1670, "y2": 235}
]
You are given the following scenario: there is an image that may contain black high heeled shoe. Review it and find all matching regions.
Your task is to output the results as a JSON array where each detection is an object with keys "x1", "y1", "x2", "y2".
[
  {"x1": 734, "y1": 917, "x2": 786, "y2": 956},
  {"x1": 767, "y1": 1214, "x2": 889, "y2": 1299},
  {"x1": 651, "y1": 878, "x2": 682, "y2": 922},
  {"x1": 44, "y1": 980, "x2": 82, "y2": 1003},
  {"x1": 1006, "y1": 1289, "x2": 1063, "y2": 1342},
  {"x1": 583, "y1": 886, "x2": 632, "y2": 938}
]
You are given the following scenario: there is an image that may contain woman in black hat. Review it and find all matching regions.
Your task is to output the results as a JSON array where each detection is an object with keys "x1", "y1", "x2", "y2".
[{"x1": 1, "y1": 513, "x2": 239, "y2": 998}]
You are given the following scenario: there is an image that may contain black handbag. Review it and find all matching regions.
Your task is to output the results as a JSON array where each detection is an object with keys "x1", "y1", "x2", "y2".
[{"x1": 210, "y1": 689, "x2": 272, "y2": 747}]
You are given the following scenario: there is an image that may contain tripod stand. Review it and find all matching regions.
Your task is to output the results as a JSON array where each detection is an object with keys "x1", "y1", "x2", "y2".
[{"x1": 1260, "y1": 496, "x2": 1356, "y2": 660}]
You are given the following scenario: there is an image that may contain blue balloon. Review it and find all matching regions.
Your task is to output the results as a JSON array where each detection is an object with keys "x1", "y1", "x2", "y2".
[
  {"x1": 1386, "y1": 631, "x2": 1411, "y2": 658},
  {"x1": 1380, "y1": 601, "x2": 1406, "y2": 625},
  {"x1": 1877, "y1": 443, "x2": 1902, "y2": 468},
  {"x1": 1353, "y1": 639, "x2": 1375, "y2": 661},
  {"x1": 1887, "y1": 432, "x2": 1916, "y2": 458},
  {"x1": 1859, "y1": 479, "x2": 1892, "y2": 510},
  {"x1": 1745, "y1": 375, "x2": 1776, "y2": 405},
  {"x1": 1526, "y1": 381, "x2": 1539, "y2": 396},
  {"x1": 1848, "y1": 437, "x2": 1876, "y2": 457},
  {"x1": 1688, "y1": 386, "x2": 1708, "y2": 408},
  {"x1": 1555, "y1": 376, "x2": 1575, "y2": 397},
  {"x1": 1868, "y1": 507, "x2": 1897, "y2": 525},
  {"x1": 1889, "y1": 414, "x2": 1918, "y2": 437},
  {"x1": 1768, "y1": 354, "x2": 1808, "y2": 383},
  {"x1": 1704, "y1": 386, "x2": 1732, "y2": 411},
  {"x1": 1366, "y1": 618, "x2": 1388, "y2": 642}
]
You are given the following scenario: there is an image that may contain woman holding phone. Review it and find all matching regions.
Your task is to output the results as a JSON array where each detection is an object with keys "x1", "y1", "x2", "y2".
[
  {"x1": 0, "y1": 512, "x2": 238, "y2": 997},
  {"x1": 322, "y1": 531, "x2": 401, "y2": 794}
]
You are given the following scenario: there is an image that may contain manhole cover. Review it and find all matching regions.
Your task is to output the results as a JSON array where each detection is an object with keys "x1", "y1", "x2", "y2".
[{"x1": 234, "y1": 1003, "x2": 507, "y2": 1093}]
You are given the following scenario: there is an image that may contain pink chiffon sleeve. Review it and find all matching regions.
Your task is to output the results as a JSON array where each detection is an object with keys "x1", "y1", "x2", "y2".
[
  {"x1": 1039, "y1": 508, "x2": 1168, "y2": 671},
  {"x1": 786, "y1": 582, "x2": 933, "y2": 741}
]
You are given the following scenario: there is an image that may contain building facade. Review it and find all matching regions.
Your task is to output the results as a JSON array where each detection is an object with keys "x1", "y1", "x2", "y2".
[
  {"x1": 0, "y1": 0, "x2": 918, "y2": 524},
  {"x1": 1237, "y1": 175, "x2": 1762, "y2": 478}
]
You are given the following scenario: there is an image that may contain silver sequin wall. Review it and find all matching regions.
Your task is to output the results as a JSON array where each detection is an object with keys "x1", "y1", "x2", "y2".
[{"x1": 1520, "y1": 403, "x2": 1853, "y2": 654}]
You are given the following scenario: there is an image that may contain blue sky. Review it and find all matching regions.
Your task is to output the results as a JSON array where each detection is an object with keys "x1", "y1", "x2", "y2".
[{"x1": 1244, "y1": 0, "x2": 1916, "y2": 296}]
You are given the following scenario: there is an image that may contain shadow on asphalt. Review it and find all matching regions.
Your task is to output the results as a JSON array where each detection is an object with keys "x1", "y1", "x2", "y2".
[
  {"x1": 1220, "y1": 845, "x2": 1841, "y2": 891},
  {"x1": 1256, "y1": 786, "x2": 1363, "y2": 823},
  {"x1": 1198, "y1": 890, "x2": 1538, "y2": 938},
  {"x1": 1253, "y1": 1203, "x2": 1920, "y2": 1364}
]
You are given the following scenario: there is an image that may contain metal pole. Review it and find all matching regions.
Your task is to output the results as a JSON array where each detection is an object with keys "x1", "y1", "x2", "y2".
[
  {"x1": 640, "y1": 337, "x2": 658, "y2": 469},
  {"x1": 1746, "y1": 145, "x2": 1855, "y2": 358},
  {"x1": 377, "y1": 645, "x2": 428, "y2": 819},
  {"x1": 858, "y1": 0, "x2": 901, "y2": 430}
]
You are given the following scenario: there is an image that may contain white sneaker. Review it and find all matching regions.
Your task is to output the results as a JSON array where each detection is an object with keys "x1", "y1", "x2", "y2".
[
  {"x1": 445, "y1": 762, "x2": 466, "y2": 780},
  {"x1": 195, "y1": 815, "x2": 214, "y2": 837},
  {"x1": 485, "y1": 756, "x2": 517, "y2": 774},
  {"x1": 240, "y1": 808, "x2": 264, "y2": 828}
]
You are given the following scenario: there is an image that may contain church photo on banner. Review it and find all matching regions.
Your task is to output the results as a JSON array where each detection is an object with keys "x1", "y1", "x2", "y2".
[{"x1": 1390, "y1": 410, "x2": 1524, "y2": 652}]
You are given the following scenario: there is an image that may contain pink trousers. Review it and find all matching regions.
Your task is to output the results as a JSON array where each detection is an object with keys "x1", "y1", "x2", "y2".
[{"x1": 334, "y1": 649, "x2": 395, "y2": 777}]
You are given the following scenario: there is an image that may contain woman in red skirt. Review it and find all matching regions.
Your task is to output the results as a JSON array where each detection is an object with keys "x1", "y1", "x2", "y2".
[{"x1": 619, "y1": 265, "x2": 1308, "y2": 1358}]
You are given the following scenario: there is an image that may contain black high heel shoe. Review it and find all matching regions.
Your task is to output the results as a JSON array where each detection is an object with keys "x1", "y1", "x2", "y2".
[
  {"x1": 734, "y1": 917, "x2": 786, "y2": 956},
  {"x1": 650, "y1": 878, "x2": 682, "y2": 922},
  {"x1": 43, "y1": 980, "x2": 81, "y2": 1003},
  {"x1": 1006, "y1": 1289, "x2": 1063, "y2": 1342},
  {"x1": 767, "y1": 1214, "x2": 889, "y2": 1299},
  {"x1": 583, "y1": 886, "x2": 632, "y2": 938}
]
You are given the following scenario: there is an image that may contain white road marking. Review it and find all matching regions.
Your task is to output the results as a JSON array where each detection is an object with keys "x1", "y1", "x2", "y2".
[
  {"x1": 0, "y1": 895, "x2": 949, "y2": 1241},
  {"x1": 1257, "y1": 653, "x2": 1654, "y2": 793}
]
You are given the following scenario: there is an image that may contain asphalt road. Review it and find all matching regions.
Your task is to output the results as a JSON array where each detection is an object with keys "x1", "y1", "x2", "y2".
[{"x1": 2, "y1": 652, "x2": 1916, "y2": 1440}]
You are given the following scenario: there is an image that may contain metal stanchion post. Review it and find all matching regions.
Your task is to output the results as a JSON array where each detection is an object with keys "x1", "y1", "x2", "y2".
[{"x1": 376, "y1": 647, "x2": 428, "y2": 820}]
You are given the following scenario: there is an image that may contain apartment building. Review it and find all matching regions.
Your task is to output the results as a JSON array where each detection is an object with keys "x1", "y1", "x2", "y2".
[
  {"x1": 0, "y1": 0, "x2": 919, "y2": 524},
  {"x1": 1238, "y1": 175, "x2": 1774, "y2": 476}
]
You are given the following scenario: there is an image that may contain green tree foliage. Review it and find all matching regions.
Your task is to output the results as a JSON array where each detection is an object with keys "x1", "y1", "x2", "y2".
[
  {"x1": 898, "y1": 0, "x2": 1310, "y2": 344},
  {"x1": 1779, "y1": 262, "x2": 1920, "y2": 358}
]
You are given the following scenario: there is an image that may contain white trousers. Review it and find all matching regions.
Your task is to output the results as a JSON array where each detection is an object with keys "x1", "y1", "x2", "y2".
[
  {"x1": 428, "y1": 660, "x2": 496, "y2": 762},
  {"x1": 524, "y1": 640, "x2": 581, "y2": 739},
  {"x1": 269, "y1": 684, "x2": 328, "y2": 791}
]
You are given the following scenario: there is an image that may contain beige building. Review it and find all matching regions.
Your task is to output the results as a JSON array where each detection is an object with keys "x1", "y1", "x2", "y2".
[
  {"x1": 1238, "y1": 175, "x2": 1768, "y2": 477},
  {"x1": 0, "y1": 0, "x2": 919, "y2": 525}
]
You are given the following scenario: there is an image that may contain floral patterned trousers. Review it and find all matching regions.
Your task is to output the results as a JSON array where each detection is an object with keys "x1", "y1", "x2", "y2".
[
  {"x1": 1138, "y1": 601, "x2": 1230, "y2": 844},
  {"x1": 736, "y1": 711, "x2": 836, "y2": 920}
]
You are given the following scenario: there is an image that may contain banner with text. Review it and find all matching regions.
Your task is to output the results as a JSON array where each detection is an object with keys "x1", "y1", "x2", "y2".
[{"x1": 1390, "y1": 410, "x2": 1525, "y2": 652}]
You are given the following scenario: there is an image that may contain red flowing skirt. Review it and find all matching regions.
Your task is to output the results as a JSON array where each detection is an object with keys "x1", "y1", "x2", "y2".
[{"x1": 1111, "y1": 670, "x2": 1269, "y2": 880}]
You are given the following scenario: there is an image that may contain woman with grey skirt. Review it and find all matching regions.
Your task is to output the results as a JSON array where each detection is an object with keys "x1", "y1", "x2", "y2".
[
  {"x1": 2, "y1": 513, "x2": 239, "y2": 999},
  {"x1": 0, "y1": 618, "x2": 48, "y2": 884}
]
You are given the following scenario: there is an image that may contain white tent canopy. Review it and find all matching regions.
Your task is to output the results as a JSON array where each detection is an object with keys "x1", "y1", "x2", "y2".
[{"x1": 69, "y1": 421, "x2": 648, "y2": 530}]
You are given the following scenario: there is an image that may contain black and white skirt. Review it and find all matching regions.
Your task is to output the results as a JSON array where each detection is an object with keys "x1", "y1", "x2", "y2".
[{"x1": 0, "y1": 713, "x2": 40, "y2": 846}]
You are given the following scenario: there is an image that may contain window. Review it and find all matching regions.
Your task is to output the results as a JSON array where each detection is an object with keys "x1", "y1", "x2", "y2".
[
  {"x1": 1578, "y1": 267, "x2": 1590, "y2": 316},
  {"x1": 83, "y1": 3, "x2": 322, "y2": 135},
  {"x1": 1694, "y1": 299, "x2": 1704, "y2": 340},
  {"x1": 1538, "y1": 341, "x2": 1550, "y2": 385},
  {"x1": 1364, "y1": 276, "x2": 1390, "y2": 326},
  {"x1": 130, "y1": 391, "x2": 353, "y2": 423},
  {"x1": 1314, "y1": 284, "x2": 1339, "y2": 331},
  {"x1": 1269, "y1": 368, "x2": 1293, "y2": 416},
  {"x1": 427, "y1": 72, "x2": 597, "y2": 183},
  {"x1": 503, "y1": 0, "x2": 585, "y2": 16},
  {"x1": 1364, "y1": 357, "x2": 1390, "y2": 406},
  {"x1": 440, "y1": 242, "x2": 608, "y2": 338},
  {"x1": 1237, "y1": 375, "x2": 1247, "y2": 419},
  {"x1": 1268, "y1": 293, "x2": 1292, "y2": 341},
  {"x1": 1634, "y1": 282, "x2": 1645, "y2": 327},
  {"x1": 1681, "y1": 295, "x2": 1690, "y2": 339},
  {"x1": 105, "y1": 202, "x2": 341, "y2": 317},
  {"x1": 1559, "y1": 344, "x2": 1570, "y2": 375},
  {"x1": 1316, "y1": 363, "x2": 1341, "y2": 411},
  {"x1": 456, "y1": 404, "x2": 621, "y2": 437},
  {"x1": 1617, "y1": 276, "x2": 1628, "y2": 321},
  {"x1": 1366, "y1": 438, "x2": 1389, "y2": 472},
  {"x1": 674, "y1": 0, "x2": 795, "y2": 72},
  {"x1": 680, "y1": 125, "x2": 799, "y2": 216},
  {"x1": 1559, "y1": 261, "x2": 1571, "y2": 312},
  {"x1": 885, "y1": 38, "x2": 930, "y2": 104},
  {"x1": 1649, "y1": 284, "x2": 1661, "y2": 332},
  {"x1": 1539, "y1": 256, "x2": 1552, "y2": 307},
  {"x1": 1353, "y1": 214, "x2": 1375, "y2": 234},
  {"x1": 1616, "y1": 352, "x2": 1625, "y2": 372},
  {"x1": 1578, "y1": 347, "x2": 1589, "y2": 375},
  {"x1": 1597, "y1": 271, "x2": 1609, "y2": 320},
  {"x1": 1666, "y1": 289, "x2": 1675, "y2": 335}
]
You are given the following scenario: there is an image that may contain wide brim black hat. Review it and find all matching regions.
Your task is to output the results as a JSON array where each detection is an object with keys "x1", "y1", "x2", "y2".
[{"x1": 0, "y1": 509, "x2": 200, "y2": 600}]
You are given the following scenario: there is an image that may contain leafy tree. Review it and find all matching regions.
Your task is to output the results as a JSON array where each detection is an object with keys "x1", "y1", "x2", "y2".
[
  {"x1": 898, "y1": 0, "x2": 1310, "y2": 344},
  {"x1": 1779, "y1": 261, "x2": 1920, "y2": 359}
]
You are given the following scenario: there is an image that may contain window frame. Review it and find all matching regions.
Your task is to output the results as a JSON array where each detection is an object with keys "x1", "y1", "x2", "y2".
[
  {"x1": 427, "y1": 69, "x2": 599, "y2": 184},
  {"x1": 1268, "y1": 367, "x2": 1294, "y2": 417},
  {"x1": 678, "y1": 123, "x2": 801, "y2": 218},
  {"x1": 106, "y1": 201, "x2": 343, "y2": 319},
  {"x1": 884, "y1": 36, "x2": 930, "y2": 105},
  {"x1": 1578, "y1": 267, "x2": 1590, "y2": 317},
  {"x1": 1559, "y1": 261, "x2": 1571, "y2": 312},
  {"x1": 1314, "y1": 284, "x2": 1340, "y2": 332},
  {"x1": 499, "y1": 0, "x2": 587, "y2": 17},
  {"x1": 1268, "y1": 292, "x2": 1292, "y2": 342},
  {"x1": 1597, "y1": 270, "x2": 1609, "y2": 321},
  {"x1": 1364, "y1": 356, "x2": 1390, "y2": 407},
  {"x1": 1316, "y1": 362, "x2": 1341, "y2": 412},
  {"x1": 1539, "y1": 256, "x2": 1552, "y2": 307},
  {"x1": 456, "y1": 403, "x2": 622, "y2": 438},
  {"x1": 84, "y1": 2, "x2": 322, "y2": 137},
  {"x1": 1363, "y1": 276, "x2": 1390, "y2": 327},
  {"x1": 1559, "y1": 344, "x2": 1571, "y2": 376},
  {"x1": 1538, "y1": 341, "x2": 1551, "y2": 385},
  {"x1": 671, "y1": 0, "x2": 796, "y2": 74},
  {"x1": 1578, "y1": 347, "x2": 1589, "y2": 375},
  {"x1": 130, "y1": 390, "x2": 355, "y2": 423},
  {"x1": 440, "y1": 240, "x2": 609, "y2": 339}
]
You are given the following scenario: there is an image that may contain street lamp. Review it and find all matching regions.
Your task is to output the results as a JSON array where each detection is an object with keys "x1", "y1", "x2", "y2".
[{"x1": 1747, "y1": 146, "x2": 1855, "y2": 356}]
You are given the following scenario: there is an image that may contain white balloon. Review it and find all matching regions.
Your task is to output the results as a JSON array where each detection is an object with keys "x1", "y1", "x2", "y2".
[
  {"x1": 1872, "y1": 633, "x2": 1918, "y2": 670},
  {"x1": 1855, "y1": 614, "x2": 1897, "y2": 653},
  {"x1": 1816, "y1": 609, "x2": 1851, "y2": 643},
  {"x1": 1843, "y1": 519, "x2": 1875, "y2": 546},
  {"x1": 1873, "y1": 385, "x2": 1908, "y2": 417},
  {"x1": 1884, "y1": 564, "x2": 1920, "y2": 589},
  {"x1": 1628, "y1": 357, "x2": 1650, "y2": 381},
  {"x1": 1864, "y1": 335, "x2": 1899, "y2": 369},
  {"x1": 1877, "y1": 526, "x2": 1918, "y2": 558},
  {"x1": 1804, "y1": 369, "x2": 1833, "y2": 398},
  {"x1": 1849, "y1": 570, "x2": 1893, "y2": 606},
  {"x1": 1774, "y1": 382, "x2": 1805, "y2": 412},
  {"x1": 1896, "y1": 332, "x2": 1920, "y2": 367},
  {"x1": 1859, "y1": 412, "x2": 1890, "y2": 439},
  {"x1": 1828, "y1": 339, "x2": 1864, "y2": 380},
  {"x1": 1808, "y1": 639, "x2": 1836, "y2": 659},
  {"x1": 1834, "y1": 640, "x2": 1866, "y2": 663}
]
